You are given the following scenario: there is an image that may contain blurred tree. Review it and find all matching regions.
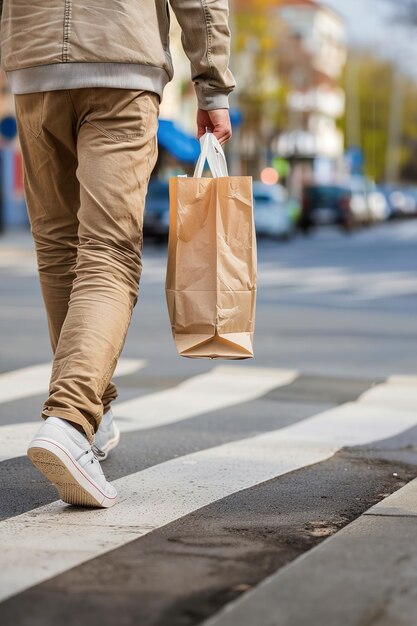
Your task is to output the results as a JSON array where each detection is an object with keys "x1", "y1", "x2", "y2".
[
  {"x1": 232, "y1": 0, "x2": 333, "y2": 174},
  {"x1": 232, "y1": 0, "x2": 290, "y2": 173},
  {"x1": 339, "y1": 52, "x2": 417, "y2": 182},
  {"x1": 340, "y1": 54, "x2": 390, "y2": 181},
  {"x1": 375, "y1": 0, "x2": 417, "y2": 181},
  {"x1": 401, "y1": 78, "x2": 417, "y2": 180}
]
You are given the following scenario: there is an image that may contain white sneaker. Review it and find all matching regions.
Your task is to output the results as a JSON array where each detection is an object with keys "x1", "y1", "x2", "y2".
[
  {"x1": 93, "y1": 407, "x2": 120, "y2": 461},
  {"x1": 27, "y1": 416, "x2": 118, "y2": 508}
]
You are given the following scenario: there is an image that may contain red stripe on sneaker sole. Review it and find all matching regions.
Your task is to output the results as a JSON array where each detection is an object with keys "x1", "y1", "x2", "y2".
[{"x1": 29, "y1": 437, "x2": 117, "y2": 501}]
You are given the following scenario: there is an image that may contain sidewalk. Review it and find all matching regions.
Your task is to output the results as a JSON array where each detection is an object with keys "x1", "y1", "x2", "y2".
[{"x1": 204, "y1": 476, "x2": 417, "y2": 626}]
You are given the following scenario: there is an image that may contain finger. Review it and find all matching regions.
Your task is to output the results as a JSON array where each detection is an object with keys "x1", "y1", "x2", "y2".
[
  {"x1": 197, "y1": 122, "x2": 211, "y2": 138},
  {"x1": 214, "y1": 129, "x2": 232, "y2": 145},
  {"x1": 213, "y1": 123, "x2": 232, "y2": 136},
  {"x1": 200, "y1": 125, "x2": 214, "y2": 137},
  {"x1": 214, "y1": 134, "x2": 228, "y2": 145}
]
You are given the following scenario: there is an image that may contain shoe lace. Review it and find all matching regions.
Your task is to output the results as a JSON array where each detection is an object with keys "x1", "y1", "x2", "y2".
[
  {"x1": 83, "y1": 447, "x2": 101, "y2": 464},
  {"x1": 91, "y1": 444, "x2": 106, "y2": 461}
]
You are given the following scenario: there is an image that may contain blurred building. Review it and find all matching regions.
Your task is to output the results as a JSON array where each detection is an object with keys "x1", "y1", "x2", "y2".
[
  {"x1": 274, "y1": 1, "x2": 346, "y2": 165},
  {"x1": 233, "y1": 0, "x2": 347, "y2": 191},
  {"x1": 0, "y1": 0, "x2": 349, "y2": 232},
  {"x1": 273, "y1": 1, "x2": 347, "y2": 193}
]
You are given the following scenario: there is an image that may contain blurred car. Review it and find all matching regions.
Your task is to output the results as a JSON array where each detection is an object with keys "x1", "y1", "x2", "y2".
[
  {"x1": 379, "y1": 184, "x2": 417, "y2": 219},
  {"x1": 300, "y1": 177, "x2": 388, "y2": 233},
  {"x1": 406, "y1": 187, "x2": 417, "y2": 216},
  {"x1": 253, "y1": 182, "x2": 296, "y2": 240},
  {"x1": 143, "y1": 179, "x2": 170, "y2": 242},
  {"x1": 145, "y1": 179, "x2": 298, "y2": 243},
  {"x1": 354, "y1": 177, "x2": 389, "y2": 223}
]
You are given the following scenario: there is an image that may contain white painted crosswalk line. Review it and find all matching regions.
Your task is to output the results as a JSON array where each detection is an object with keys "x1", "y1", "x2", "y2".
[
  {"x1": 3, "y1": 247, "x2": 417, "y2": 301},
  {"x1": 0, "y1": 249, "x2": 37, "y2": 276},
  {"x1": 359, "y1": 383, "x2": 417, "y2": 413},
  {"x1": 0, "y1": 358, "x2": 146, "y2": 405},
  {"x1": 0, "y1": 367, "x2": 297, "y2": 463},
  {"x1": 0, "y1": 304, "x2": 45, "y2": 319},
  {"x1": 113, "y1": 366, "x2": 298, "y2": 427},
  {"x1": 387, "y1": 375, "x2": 417, "y2": 386},
  {"x1": 1, "y1": 391, "x2": 417, "y2": 602}
]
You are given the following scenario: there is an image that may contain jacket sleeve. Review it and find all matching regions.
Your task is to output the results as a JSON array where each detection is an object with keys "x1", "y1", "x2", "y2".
[{"x1": 168, "y1": 0, "x2": 236, "y2": 110}]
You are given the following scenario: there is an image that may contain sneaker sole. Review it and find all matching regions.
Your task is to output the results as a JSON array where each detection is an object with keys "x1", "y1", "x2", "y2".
[
  {"x1": 97, "y1": 424, "x2": 121, "y2": 462},
  {"x1": 27, "y1": 438, "x2": 117, "y2": 508}
]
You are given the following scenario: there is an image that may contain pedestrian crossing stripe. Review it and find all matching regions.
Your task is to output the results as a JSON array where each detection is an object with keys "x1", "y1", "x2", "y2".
[
  {"x1": 0, "y1": 358, "x2": 146, "y2": 405},
  {"x1": 360, "y1": 382, "x2": 417, "y2": 412},
  {"x1": 2, "y1": 252, "x2": 417, "y2": 302},
  {"x1": 1, "y1": 373, "x2": 417, "y2": 602},
  {"x1": 1, "y1": 366, "x2": 416, "y2": 465},
  {"x1": 0, "y1": 366, "x2": 297, "y2": 463}
]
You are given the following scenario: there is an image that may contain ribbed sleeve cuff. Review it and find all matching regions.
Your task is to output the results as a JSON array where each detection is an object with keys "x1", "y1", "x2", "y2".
[{"x1": 195, "y1": 87, "x2": 231, "y2": 110}]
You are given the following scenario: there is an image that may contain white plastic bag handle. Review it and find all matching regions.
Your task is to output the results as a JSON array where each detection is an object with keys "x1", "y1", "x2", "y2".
[{"x1": 193, "y1": 132, "x2": 229, "y2": 178}]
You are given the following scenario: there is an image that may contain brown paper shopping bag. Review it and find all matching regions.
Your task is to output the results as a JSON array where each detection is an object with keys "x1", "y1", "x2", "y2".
[{"x1": 166, "y1": 132, "x2": 256, "y2": 359}]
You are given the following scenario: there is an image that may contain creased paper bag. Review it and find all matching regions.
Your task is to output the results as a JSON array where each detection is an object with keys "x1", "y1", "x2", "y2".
[{"x1": 165, "y1": 135, "x2": 256, "y2": 359}]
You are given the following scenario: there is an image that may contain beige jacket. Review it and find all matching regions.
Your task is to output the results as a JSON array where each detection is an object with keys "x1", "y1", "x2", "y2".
[{"x1": 0, "y1": 0, "x2": 235, "y2": 110}]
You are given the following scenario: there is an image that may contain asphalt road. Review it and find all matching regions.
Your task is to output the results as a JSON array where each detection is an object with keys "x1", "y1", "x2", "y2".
[{"x1": 1, "y1": 221, "x2": 417, "y2": 625}]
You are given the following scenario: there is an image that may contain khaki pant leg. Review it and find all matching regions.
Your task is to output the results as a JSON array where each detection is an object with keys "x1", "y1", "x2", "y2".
[
  {"x1": 40, "y1": 87, "x2": 159, "y2": 441},
  {"x1": 14, "y1": 89, "x2": 121, "y2": 430}
]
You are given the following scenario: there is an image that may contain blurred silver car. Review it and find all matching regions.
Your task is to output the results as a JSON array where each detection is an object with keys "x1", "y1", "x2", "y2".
[
  {"x1": 253, "y1": 182, "x2": 296, "y2": 240},
  {"x1": 379, "y1": 185, "x2": 417, "y2": 219},
  {"x1": 349, "y1": 176, "x2": 389, "y2": 223},
  {"x1": 300, "y1": 177, "x2": 388, "y2": 234}
]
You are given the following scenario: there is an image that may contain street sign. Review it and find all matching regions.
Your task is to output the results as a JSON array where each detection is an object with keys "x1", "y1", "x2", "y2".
[
  {"x1": 0, "y1": 116, "x2": 17, "y2": 141},
  {"x1": 229, "y1": 107, "x2": 243, "y2": 128},
  {"x1": 345, "y1": 146, "x2": 364, "y2": 175}
]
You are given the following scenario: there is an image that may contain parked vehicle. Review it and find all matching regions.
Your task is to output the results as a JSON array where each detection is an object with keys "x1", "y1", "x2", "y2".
[
  {"x1": 300, "y1": 177, "x2": 388, "y2": 234},
  {"x1": 143, "y1": 179, "x2": 170, "y2": 242},
  {"x1": 300, "y1": 183, "x2": 353, "y2": 233},
  {"x1": 379, "y1": 184, "x2": 417, "y2": 219},
  {"x1": 144, "y1": 179, "x2": 299, "y2": 243},
  {"x1": 405, "y1": 187, "x2": 417, "y2": 217},
  {"x1": 354, "y1": 177, "x2": 388, "y2": 223},
  {"x1": 253, "y1": 182, "x2": 296, "y2": 240}
]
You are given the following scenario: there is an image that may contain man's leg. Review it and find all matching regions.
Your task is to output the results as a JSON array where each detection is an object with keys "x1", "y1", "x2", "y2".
[
  {"x1": 14, "y1": 90, "x2": 119, "y2": 423},
  {"x1": 40, "y1": 87, "x2": 159, "y2": 442}
]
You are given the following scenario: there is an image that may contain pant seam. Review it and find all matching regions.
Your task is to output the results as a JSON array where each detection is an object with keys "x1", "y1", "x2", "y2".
[
  {"x1": 65, "y1": 89, "x2": 79, "y2": 131},
  {"x1": 96, "y1": 302, "x2": 134, "y2": 400}
]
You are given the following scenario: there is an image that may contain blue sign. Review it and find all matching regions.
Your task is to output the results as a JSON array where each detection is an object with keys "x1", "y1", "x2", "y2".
[
  {"x1": 345, "y1": 146, "x2": 364, "y2": 175},
  {"x1": 229, "y1": 107, "x2": 243, "y2": 128},
  {"x1": 0, "y1": 116, "x2": 17, "y2": 141}
]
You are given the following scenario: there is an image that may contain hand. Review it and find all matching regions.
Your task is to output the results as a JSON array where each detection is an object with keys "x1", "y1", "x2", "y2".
[{"x1": 197, "y1": 108, "x2": 232, "y2": 145}]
